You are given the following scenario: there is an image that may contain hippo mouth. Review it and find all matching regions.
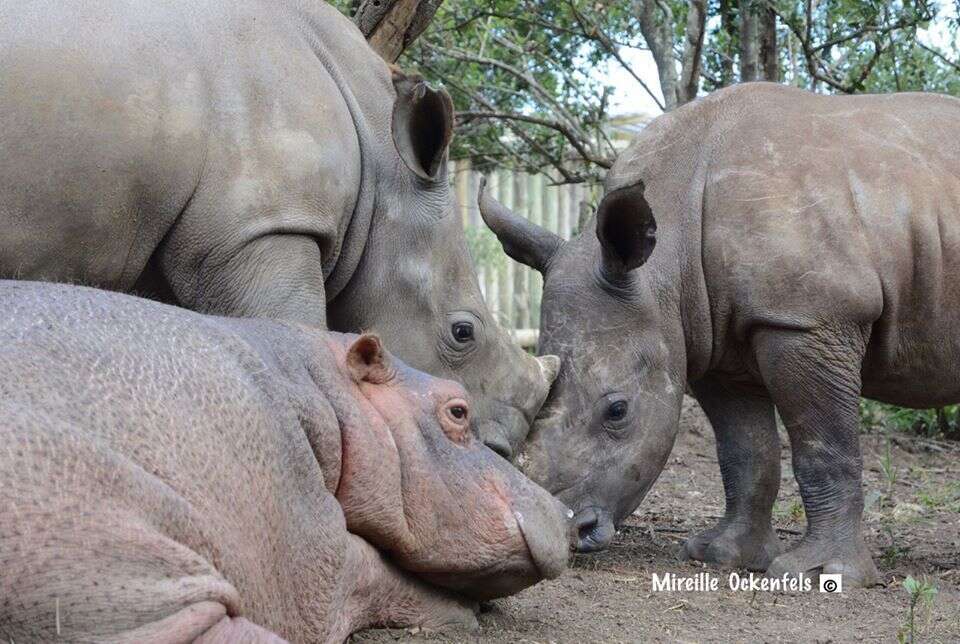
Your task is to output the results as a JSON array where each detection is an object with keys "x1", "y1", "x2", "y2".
[
  {"x1": 416, "y1": 489, "x2": 570, "y2": 601},
  {"x1": 572, "y1": 506, "x2": 616, "y2": 553},
  {"x1": 513, "y1": 508, "x2": 569, "y2": 580}
]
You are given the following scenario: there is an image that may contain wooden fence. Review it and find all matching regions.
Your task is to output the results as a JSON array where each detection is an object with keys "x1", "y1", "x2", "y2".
[{"x1": 451, "y1": 161, "x2": 598, "y2": 347}]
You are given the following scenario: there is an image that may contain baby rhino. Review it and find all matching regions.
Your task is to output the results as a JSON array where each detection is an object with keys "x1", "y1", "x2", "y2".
[{"x1": 0, "y1": 282, "x2": 570, "y2": 643}]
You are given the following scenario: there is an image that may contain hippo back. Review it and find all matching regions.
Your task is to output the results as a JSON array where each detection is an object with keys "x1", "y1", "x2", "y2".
[{"x1": 0, "y1": 281, "x2": 344, "y2": 640}]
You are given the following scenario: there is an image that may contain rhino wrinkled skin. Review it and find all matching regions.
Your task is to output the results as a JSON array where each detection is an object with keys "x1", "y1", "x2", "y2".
[
  {"x1": 0, "y1": 0, "x2": 557, "y2": 455},
  {"x1": 482, "y1": 83, "x2": 960, "y2": 587},
  {"x1": 0, "y1": 281, "x2": 570, "y2": 643}
]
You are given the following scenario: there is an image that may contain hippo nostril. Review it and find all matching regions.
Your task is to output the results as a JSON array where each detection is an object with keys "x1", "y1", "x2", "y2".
[{"x1": 484, "y1": 437, "x2": 513, "y2": 461}]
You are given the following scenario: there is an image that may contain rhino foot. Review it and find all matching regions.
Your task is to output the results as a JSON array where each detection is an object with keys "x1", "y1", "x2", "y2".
[
  {"x1": 683, "y1": 520, "x2": 781, "y2": 571},
  {"x1": 765, "y1": 535, "x2": 878, "y2": 588}
]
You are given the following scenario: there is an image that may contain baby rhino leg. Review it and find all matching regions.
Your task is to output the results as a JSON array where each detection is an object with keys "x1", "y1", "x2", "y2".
[{"x1": 685, "y1": 376, "x2": 782, "y2": 570}]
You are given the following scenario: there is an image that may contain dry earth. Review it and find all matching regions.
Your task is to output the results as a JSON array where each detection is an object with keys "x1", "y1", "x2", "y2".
[{"x1": 353, "y1": 398, "x2": 960, "y2": 643}]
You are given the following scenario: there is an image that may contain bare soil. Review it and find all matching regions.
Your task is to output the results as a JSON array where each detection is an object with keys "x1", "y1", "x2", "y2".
[{"x1": 353, "y1": 398, "x2": 960, "y2": 643}]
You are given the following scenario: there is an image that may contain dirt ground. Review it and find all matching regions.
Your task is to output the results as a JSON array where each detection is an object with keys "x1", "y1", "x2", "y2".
[{"x1": 353, "y1": 398, "x2": 960, "y2": 643}]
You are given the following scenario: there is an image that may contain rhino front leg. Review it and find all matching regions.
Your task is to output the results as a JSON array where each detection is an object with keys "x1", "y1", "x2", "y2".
[
  {"x1": 166, "y1": 234, "x2": 329, "y2": 328},
  {"x1": 753, "y1": 325, "x2": 878, "y2": 587},
  {"x1": 684, "y1": 376, "x2": 782, "y2": 570}
]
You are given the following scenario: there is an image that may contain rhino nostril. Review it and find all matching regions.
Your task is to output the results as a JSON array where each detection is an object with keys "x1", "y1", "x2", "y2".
[
  {"x1": 573, "y1": 507, "x2": 614, "y2": 553},
  {"x1": 483, "y1": 437, "x2": 513, "y2": 461},
  {"x1": 574, "y1": 508, "x2": 598, "y2": 536}
]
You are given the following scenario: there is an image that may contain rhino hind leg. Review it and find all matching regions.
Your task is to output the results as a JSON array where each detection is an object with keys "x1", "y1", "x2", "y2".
[
  {"x1": 752, "y1": 324, "x2": 878, "y2": 588},
  {"x1": 684, "y1": 376, "x2": 782, "y2": 571}
]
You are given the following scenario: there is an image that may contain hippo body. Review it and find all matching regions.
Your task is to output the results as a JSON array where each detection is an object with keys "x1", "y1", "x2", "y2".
[
  {"x1": 481, "y1": 83, "x2": 960, "y2": 586},
  {"x1": 0, "y1": 0, "x2": 557, "y2": 451},
  {"x1": 0, "y1": 281, "x2": 568, "y2": 643}
]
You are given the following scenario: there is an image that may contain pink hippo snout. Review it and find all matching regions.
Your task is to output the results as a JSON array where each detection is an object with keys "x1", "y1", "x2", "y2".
[{"x1": 331, "y1": 333, "x2": 573, "y2": 600}]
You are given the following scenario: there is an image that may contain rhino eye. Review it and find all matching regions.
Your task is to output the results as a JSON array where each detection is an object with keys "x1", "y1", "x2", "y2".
[
  {"x1": 450, "y1": 405, "x2": 468, "y2": 420},
  {"x1": 606, "y1": 400, "x2": 628, "y2": 422},
  {"x1": 452, "y1": 321, "x2": 474, "y2": 343}
]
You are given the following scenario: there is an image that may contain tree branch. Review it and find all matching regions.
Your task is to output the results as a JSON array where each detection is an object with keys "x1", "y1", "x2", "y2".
[
  {"x1": 918, "y1": 41, "x2": 960, "y2": 72},
  {"x1": 563, "y1": 0, "x2": 666, "y2": 111},
  {"x1": 456, "y1": 111, "x2": 614, "y2": 169}
]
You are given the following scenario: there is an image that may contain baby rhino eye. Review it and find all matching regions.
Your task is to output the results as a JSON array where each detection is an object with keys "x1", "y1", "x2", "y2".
[
  {"x1": 449, "y1": 404, "x2": 468, "y2": 420},
  {"x1": 607, "y1": 400, "x2": 628, "y2": 421}
]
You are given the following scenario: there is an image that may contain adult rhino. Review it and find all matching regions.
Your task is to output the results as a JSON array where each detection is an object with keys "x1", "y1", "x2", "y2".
[
  {"x1": 480, "y1": 83, "x2": 960, "y2": 587},
  {"x1": 0, "y1": 0, "x2": 556, "y2": 454},
  {"x1": 0, "y1": 281, "x2": 571, "y2": 643}
]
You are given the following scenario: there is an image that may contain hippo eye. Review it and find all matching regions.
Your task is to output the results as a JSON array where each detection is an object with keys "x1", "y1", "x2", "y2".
[
  {"x1": 451, "y1": 321, "x2": 474, "y2": 343},
  {"x1": 606, "y1": 400, "x2": 628, "y2": 422},
  {"x1": 440, "y1": 399, "x2": 471, "y2": 444}
]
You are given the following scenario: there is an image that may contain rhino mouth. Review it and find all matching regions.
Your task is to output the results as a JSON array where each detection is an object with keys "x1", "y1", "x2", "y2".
[{"x1": 476, "y1": 404, "x2": 529, "y2": 460}]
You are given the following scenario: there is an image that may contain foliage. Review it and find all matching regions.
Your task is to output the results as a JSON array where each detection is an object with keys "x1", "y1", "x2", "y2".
[
  {"x1": 861, "y1": 400, "x2": 960, "y2": 440},
  {"x1": 464, "y1": 225, "x2": 507, "y2": 270},
  {"x1": 898, "y1": 576, "x2": 938, "y2": 643},
  {"x1": 331, "y1": 0, "x2": 960, "y2": 184}
]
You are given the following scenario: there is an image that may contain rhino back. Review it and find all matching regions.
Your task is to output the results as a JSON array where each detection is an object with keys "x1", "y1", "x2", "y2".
[
  {"x1": 0, "y1": 0, "x2": 365, "y2": 293},
  {"x1": 0, "y1": 281, "x2": 345, "y2": 640},
  {"x1": 694, "y1": 85, "x2": 960, "y2": 403}
]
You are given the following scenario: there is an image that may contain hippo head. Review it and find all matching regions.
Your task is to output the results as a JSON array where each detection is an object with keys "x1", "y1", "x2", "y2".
[
  {"x1": 328, "y1": 69, "x2": 559, "y2": 461},
  {"x1": 328, "y1": 333, "x2": 572, "y2": 600},
  {"x1": 480, "y1": 180, "x2": 686, "y2": 552}
]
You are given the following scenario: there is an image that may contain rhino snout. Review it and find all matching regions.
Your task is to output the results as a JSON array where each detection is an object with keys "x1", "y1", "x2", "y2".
[{"x1": 572, "y1": 506, "x2": 616, "y2": 553}]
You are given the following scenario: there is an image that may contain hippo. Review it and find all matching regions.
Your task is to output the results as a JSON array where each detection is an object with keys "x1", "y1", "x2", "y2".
[
  {"x1": 479, "y1": 83, "x2": 960, "y2": 587},
  {"x1": 0, "y1": 0, "x2": 558, "y2": 455},
  {"x1": 0, "y1": 281, "x2": 570, "y2": 642}
]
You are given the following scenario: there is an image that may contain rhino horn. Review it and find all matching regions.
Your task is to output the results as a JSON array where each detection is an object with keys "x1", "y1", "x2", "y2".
[
  {"x1": 479, "y1": 176, "x2": 563, "y2": 274},
  {"x1": 536, "y1": 354, "x2": 561, "y2": 386}
]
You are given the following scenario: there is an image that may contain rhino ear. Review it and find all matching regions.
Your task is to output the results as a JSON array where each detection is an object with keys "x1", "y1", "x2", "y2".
[
  {"x1": 392, "y1": 70, "x2": 454, "y2": 180},
  {"x1": 596, "y1": 181, "x2": 657, "y2": 276},
  {"x1": 478, "y1": 176, "x2": 563, "y2": 274},
  {"x1": 346, "y1": 334, "x2": 394, "y2": 385}
]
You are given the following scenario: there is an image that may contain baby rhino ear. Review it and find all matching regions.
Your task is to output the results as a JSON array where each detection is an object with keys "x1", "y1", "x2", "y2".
[{"x1": 346, "y1": 334, "x2": 393, "y2": 384}]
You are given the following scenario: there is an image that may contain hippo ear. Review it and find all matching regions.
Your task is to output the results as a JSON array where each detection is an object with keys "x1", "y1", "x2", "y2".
[
  {"x1": 392, "y1": 70, "x2": 453, "y2": 180},
  {"x1": 596, "y1": 181, "x2": 657, "y2": 276},
  {"x1": 346, "y1": 334, "x2": 394, "y2": 385},
  {"x1": 478, "y1": 176, "x2": 563, "y2": 274}
]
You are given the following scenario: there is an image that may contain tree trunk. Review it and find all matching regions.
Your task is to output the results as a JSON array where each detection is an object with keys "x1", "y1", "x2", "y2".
[
  {"x1": 353, "y1": 0, "x2": 444, "y2": 63},
  {"x1": 678, "y1": 0, "x2": 708, "y2": 104},
  {"x1": 635, "y1": 0, "x2": 680, "y2": 110},
  {"x1": 739, "y1": 0, "x2": 760, "y2": 82},
  {"x1": 759, "y1": 5, "x2": 779, "y2": 81},
  {"x1": 719, "y1": 0, "x2": 737, "y2": 86}
]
